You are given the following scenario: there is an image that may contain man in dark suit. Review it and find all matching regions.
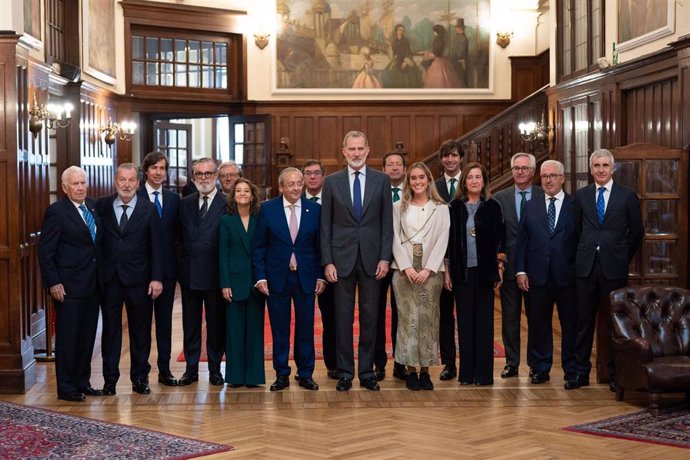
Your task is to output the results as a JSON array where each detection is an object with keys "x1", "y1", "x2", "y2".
[
  {"x1": 493, "y1": 152, "x2": 543, "y2": 379},
  {"x1": 434, "y1": 139, "x2": 463, "y2": 380},
  {"x1": 514, "y1": 160, "x2": 577, "y2": 385},
  {"x1": 137, "y1": 151, "x2": 180, "y2": 387},
  {"x1": 321, "y1": 130, "x2": 393, "y2": 392},
  {"x1": 375, "y1": 149, "x2": 408, "y2": 382},
  {"x1": 38, "y1": 166, "x2": 103, "y2": 402},
  {"x1": 218, "y1": 161, "x2": 242, "y2": 195},
  {"x1": 97, "y1": 163, "x2": 164, "y2": 396},
  {"x1": 254, "y1": 167, "x2": 326, "y2": 391},
  {"x1": 178, "y1": 157, "x2": 227, "y2": 386},
  {"x1": 302, "y1": 160, "x2": 338, "y2": 380},
  {"x1": 566, "y1": 149, "x2": 644, "y2": 390}
]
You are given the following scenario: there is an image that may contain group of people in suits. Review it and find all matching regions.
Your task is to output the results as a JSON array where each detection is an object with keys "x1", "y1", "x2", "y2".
[{"x1": 37, "y1": 130, "x2": 643, "y2": 401}]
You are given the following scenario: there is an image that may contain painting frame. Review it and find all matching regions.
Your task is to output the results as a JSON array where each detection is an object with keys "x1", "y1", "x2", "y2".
[
  {"x1": 82, "y1": 0, "x2": 117, "y2": 85},
  {"x1": 22, "y1": 0, "x2": 43, "y2": 50},
  {"x1": 617, "y1": 0, "x2": 675, "y2": 53},
  {"x1": 272, "y1": 0, "x2": 493, "y2": 95}
]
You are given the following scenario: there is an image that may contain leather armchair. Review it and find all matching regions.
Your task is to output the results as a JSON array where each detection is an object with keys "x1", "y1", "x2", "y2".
[{"x1": 610, "y1": 286, "x2": 690, "y2": 414}]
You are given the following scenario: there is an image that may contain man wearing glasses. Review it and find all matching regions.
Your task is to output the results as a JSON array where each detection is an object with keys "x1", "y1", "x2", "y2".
[
  {"x1": 178, "y1": 158, "x2": 227, "y2": 387},
  {"x1": 493, "y1": 153, "x2": 543, "y2": 380},
  {"x1": 218, "y1": 161, "x2": 242, "y2": 195},
  {"x1": 514, "y1": 160, "x2": 577, "y2": 385}
]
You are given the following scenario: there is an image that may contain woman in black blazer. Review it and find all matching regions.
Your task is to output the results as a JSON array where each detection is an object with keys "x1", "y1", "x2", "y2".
[{"x1": 444, "y1": 162, "x2": 506, "y2": 386}]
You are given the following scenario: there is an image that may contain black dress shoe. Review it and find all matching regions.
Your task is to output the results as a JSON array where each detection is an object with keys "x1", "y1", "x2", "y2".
[
  {"x1": 158, "y1": 372, "x2": 177, "y2": 386},
  {"x1": 79, "y1": 387, "x2": 104, "y2": 396},
  {"x1": 419, "y1": 372, "x2": 434, "y2": 390},
  {"x1": 177, "y1": 373, "x2": 199, "y2": 386},
  {"x1": 439, "y1": 365, "x2": 457, "y2": 381},
  {"x1": 501, "y1": 365, "x2": 519, "y2": 378},
  {"x1": 374, "y1": 368, "x2": 386, "y2": 381},
  {"x1": 228, "y1": 383, "x2": 243, "y2": 388},
  {"x1": 609, "y1": 381, "x2": 617, "y2": 393},
  {"x1": 564, "y1": 374, "x2": 589, "y2": 390},
  {"x1": 327, "y1": 369, "x2": 339, "y2": 380},
  {"x1": 360, "y1": 377, "x2": 380, "y2": 391},
  {"x1": 102, "y1": 383, "x2": 117, "y2": 396},
  {"x1": 564, "y1": 373, "x2": 576, "y2": 382},
  {"x1": 530, "y1": 370, "x2": 550, "y2": 384},
  {"x1": 336, "y1": 377, "x2": 353, "y2": 392},
  {"x1": 406, "y1": 373, "x2": 421, "y2": 391},
  {"x1": 58, "y1": 391, "x2": 85, "y2": 402},
  {"x1": 132, "y1": 380, "x2": 151, "y2": 394},
  {"x1": 393, "y1": 363, "x2": 408, "y2": 380},
  {"x1": 298, "y1": 377, "x2": 319, "y2": 391},
  {"x1": 210, "y1": 372, "x2": 225, "y2": 386},
  {"x1": 270, "y1": 375, "x2": 290, "y2": 392}
]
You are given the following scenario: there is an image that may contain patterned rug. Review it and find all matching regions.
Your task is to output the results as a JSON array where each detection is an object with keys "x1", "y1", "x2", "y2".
[
  {"x1": 564, "y1": 405, "x2": 690, "y2": 449},
  {"x1": 0, "y1": 401, "x2": 234, "y2": 459}
]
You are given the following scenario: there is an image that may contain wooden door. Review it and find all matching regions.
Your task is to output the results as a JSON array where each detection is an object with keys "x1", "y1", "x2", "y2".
[
  {"x1": 154, "y1": 121, "x2": 192, "y2": 195},
  {"x1": 229, "y1": 115, "x2": 271, "y2": 198}
]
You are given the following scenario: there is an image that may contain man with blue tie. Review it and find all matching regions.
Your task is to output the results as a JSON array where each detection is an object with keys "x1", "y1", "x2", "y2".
[
  {"x1": 566, "y1": 149, "x2": 644, "y2": 390},
  {"x1": 38, "y1": 166, "x2": 103, "y2": 402},
  {"x1": 137, "y1": 151, "x2": 180, "y2": 386},
  {"x1": 493, "y1": 152, "x2": 543, "y2": 379},
  {"x1": 514, "y1": 160, "x2": 577, "y2": 385},
  {"x1": 254, "y1": 167, "x2": 325, "y2": 391},
  {"x1": 321, "y1": 130, "x2": 394, "y2": 392}
]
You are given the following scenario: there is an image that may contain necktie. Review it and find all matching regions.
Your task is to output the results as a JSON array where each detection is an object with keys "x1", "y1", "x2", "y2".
[
  {"x1": 547, "y1": 197, "x2": 556, "y2": 234},
  {"x1": 449, "y1": 178, "x2": 457, "y2": 198},
  {"x1": 289, "y1": 204, "x2": 298, "y2": 268},
  {"x1": 353, "y1": 171, "x2": 362, "y2": 221},
  {"x1": 79, "y1": 204, "x2": 96, "y2": 242},
  {"x1": 596, "y1": 186, "x2": 606, "y2": 224},
  {"x1": 309, "y1": 196, "x2": 319, "y2": 202},
  {"x1": 119, "y1": 204, "x2": 129, "y2": 232},
  {"x1": 199, "y1": 195, "x2": 208, "y2": 219},
  {"x1": 519, "y1": 191, "x2": 527, "y2": 221},
  {"x1": 153, "y1": 191, "x2": 162, "y2": 217},
  {"x1": 392, "y1": 187, "x2": 400, "y2": 203}
]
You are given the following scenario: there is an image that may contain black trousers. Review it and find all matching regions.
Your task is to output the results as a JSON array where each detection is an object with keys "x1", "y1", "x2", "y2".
[
  {"x1": 317, "y1": 282, "x2": 337, "y2": 371},
  {"x1": 101, "y1": 276, "x2": 153, "y2": 384},
  {"x1": 374, "y1": 270, "x2": 398, "y2": 370},
  {"x1": 181, "y1": 287, "x2": 226, "y2": 374},
  {"x1": 574, "y1": 256, "x2": 626, "y2": 376},
  {"x1": 152, "y1": 278, "x2": 176, "y2": 374},
  {"x1": 499, "y1": 278, "x2": 532, "y2": 368},
  {"x1": 54, "y1": 294, "x2": 100, "y2": 395},
  {"x1": 438, "y1": 287, "x2": 457, "y2": 367},
  {"x1": 454, "y1": 268, "x2": 495, "y2": 385}
]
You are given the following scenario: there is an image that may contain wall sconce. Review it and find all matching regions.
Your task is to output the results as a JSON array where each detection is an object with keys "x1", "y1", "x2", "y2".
[
  {"x1": 28, "y1": 91, "x2": 73, "y2": 139},
  {"x1": 496, "y1": 32, "x2": 513, "y2": 49},
  {"x1": 100, "y1": 119, "x2": 137, "y2": 146},
  {"x1": 518, "y1": 111, "x2": 551, "y2": 147},
  {"x1": 254, "y1": 33, "x2": 270, "y2": 49}
]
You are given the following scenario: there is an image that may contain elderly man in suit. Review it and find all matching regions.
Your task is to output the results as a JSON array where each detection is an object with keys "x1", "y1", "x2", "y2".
[
  {"x1": 493, "y1": 152, "x2": 543, "y2": 379},
  {"x1": 321, "y1": 130, "x2": 394, "y2": 392},
  {"x1": 514, "y1": 160, "x2": 577, "y2": 385},
  {"x1": 97, "y1": 163, "x2": 164, "y2": 396},
  {"x1": 254, "y1": 167, "x2": 326, "y2": 391},
  {"x1": 38, "y1": 166, "x2": 103, "y2": 402},
  {"x1": 566, "y1": 149, "x2": 644, "y2": 390},
  {"x1": 137, "y1": 151, "x2": 180, "y2": 387},
  {"x1": 178, "y1": 157, "x2": 227, "y2": 386},
  {"x1": 434, "y1": 139, "x2": 463, "y2": 380},
  {"x1": 218, "y1": 160, "x2": 242, "y2": 195}
]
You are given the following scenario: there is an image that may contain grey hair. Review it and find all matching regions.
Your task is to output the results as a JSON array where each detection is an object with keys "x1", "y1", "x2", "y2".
[
  {"x1": 218, "y1": 161, "x2": 242, "y2": 176},
  {"x1": 342, "y1": 130, "x2": 369, "y2": 147},
  {"x1": 589, "y1": 149, "x2": 615, "y2": 167},
  {"x1": 540, "y1": 160, "x2": 565, "y2": 175},
  {"x1": 61, "y1": 166, "x2": 87, "y2": 185},
  {"x1": 192, "y1": 157, "x2": 218, "y2": 173},
  {"x1": 510, "y1": 152, "x2": 536, "y2": 169},
  {"x1": 279, "y1": 167, "x2": 303, "y2": 185}
]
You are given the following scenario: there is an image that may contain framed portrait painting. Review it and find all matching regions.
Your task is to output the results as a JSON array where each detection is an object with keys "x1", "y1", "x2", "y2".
[
  {"x1": 617, "y1": 0, "x2": 675, "y2": 52},
  {"x1": 82, "y1": 0, "x2": 116, "y2": 84},
  {"x1": 274, "y1": 0, "x2": 491, "y2": 94},
  {"x1": 22, "y1": 0, "x2": 43, "y2": 49}
]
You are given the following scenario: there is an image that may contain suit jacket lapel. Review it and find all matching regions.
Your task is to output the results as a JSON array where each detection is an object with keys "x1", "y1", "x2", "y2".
[
  {"x1": 603, "y1": 183, "x2": 622, "y2": 224},
  {"x1": 63, "y1": 197, "x2": 92, "y2": 240},
  {"x1": 336, "y1": 170, "x2": 357, "y2": 220},
  {"x1": 230, "y1": 213, "x2": 252, "y2": 256},
  {"x1": 124, "y1": 199, "x2": 147, "y2": 235},
  {"x1": 552, "y1": 195, "x2": 571, "y2": 234},
  {"x1": 361, "y1": 167, "x2": 377, "y2": 216},
  {"x1": 507, "y1": 186, "x2": 519, "y2": 221}
]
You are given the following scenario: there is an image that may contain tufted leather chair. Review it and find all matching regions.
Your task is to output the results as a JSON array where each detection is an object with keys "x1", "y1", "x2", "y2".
[{"x1": 610, "y1": 286, "x2": 690, "y2": 414}]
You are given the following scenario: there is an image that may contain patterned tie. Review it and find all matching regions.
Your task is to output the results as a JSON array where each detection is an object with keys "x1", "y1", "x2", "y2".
[
  {"x1": 119, "y1": 204, "x2": 129, "y2": 232},
  {"x1": 199, "y1": 195, "x2": 208, "y2": 219},
  {"x1": 353, "y1": 171, "x2": 362, "y2": 221},
  {"x1": 309, "y1": 196, "x2": 319, "y2": 202},
  {"x1": 392, "y1": 187, "x2": 400, "y2": 203},
  {"x1": 153, "y1": 191, "x2": 163, "y2": 217},
  {"x1": 547, "y1": 197, "x2": 556, "y2": 234},
  {"x1": 596, "y1": 186, "x2": 606, "y2": 225},
  {"x1": 519, "y1": 191, "x2": 527, "y2": 221},
  {"x1": 449, "y1": 178, "x2": 457, "y2": 198},
  {"x1": 289, "y1": 204, "x2": 298, "y2": 268},
  {"x1": 79, "y1": 204, "x2": 96, "y2": 242}
]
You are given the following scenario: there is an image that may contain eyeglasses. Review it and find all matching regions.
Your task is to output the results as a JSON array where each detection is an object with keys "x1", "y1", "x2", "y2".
[
  {"x1": 193, "y1": 171, "x2": 217, "y2": 179},
  {"x1": 512, "y1": 166, "x2": 532, "y2": 173},
  {"x1": 219, "y1": 173, "x2": 239, "y2": 180},
  {"x1": 540, "y1": 174, "x2": 563, "y2": 181},
  {"x1": 304, "y1": 171, "x2": 323, "y2": 177}
]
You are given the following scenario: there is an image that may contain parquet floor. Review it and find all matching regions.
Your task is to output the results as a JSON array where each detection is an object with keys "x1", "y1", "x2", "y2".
[{"x1": 2, "y1": 291, "x2": 688, "y2": 459}]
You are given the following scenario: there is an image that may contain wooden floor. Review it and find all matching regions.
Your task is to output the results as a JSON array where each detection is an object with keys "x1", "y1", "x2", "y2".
[{"x1": 2, "y1": 293, "x2": 688, "y2": 459}]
